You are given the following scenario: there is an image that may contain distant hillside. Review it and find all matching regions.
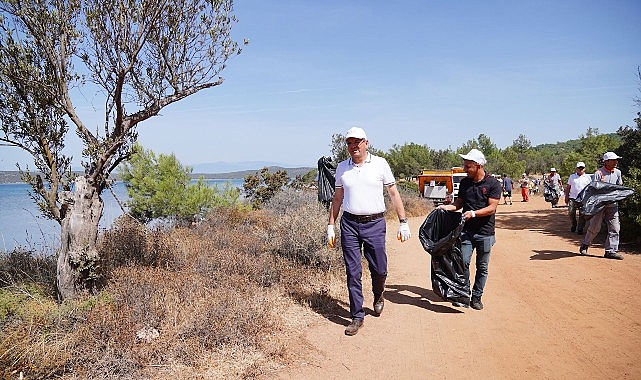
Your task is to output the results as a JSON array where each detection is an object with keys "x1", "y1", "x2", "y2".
[{"x1": 0, "y1": 166, "x2": 316, "y2": 184}]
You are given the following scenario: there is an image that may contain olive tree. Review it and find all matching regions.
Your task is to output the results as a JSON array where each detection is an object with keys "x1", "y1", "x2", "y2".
[{"x1": 0, "y1": 0, "x2": 244, "y2": 299}]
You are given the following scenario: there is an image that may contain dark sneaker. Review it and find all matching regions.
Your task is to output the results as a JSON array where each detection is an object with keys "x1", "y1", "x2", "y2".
[
  {"x1": 579, "y1": 244, "x2": 588, "y2": 255},
  {"x1": 471, "y1": 297, "x2": 483, "y2": 310},
  {"x1": 604, "y1": 252, "x2": 624, "y2": 260},
  {"x1": 345, "y1": 319, "x2": 364, "y2": 336},
  {"x1": 373, "y1": 294, "x2": 385, "y2": 316},
  {"x1": 451, "y1": 301, "x2": 469, "y2": 308}
]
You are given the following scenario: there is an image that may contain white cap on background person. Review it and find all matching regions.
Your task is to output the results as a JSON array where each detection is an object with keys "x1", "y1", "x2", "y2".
[
  {"x1": 459, "y1": 148, "x2": 487, "y2": 165},
  {"x1": 345, "y1": 127, "x2": 367, "y2": 141},
  {"x1": 550, "y1": 168, "x2": 557, "y2": 172},
  {"x1": 603, "y1": 151, "x2": 621, "y2": 160},
  {"x1": 576, "y1": 162, "x2": 586, "y2": 168}
]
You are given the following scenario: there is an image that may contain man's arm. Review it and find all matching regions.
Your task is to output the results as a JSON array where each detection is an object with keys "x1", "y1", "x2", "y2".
[
  {"x1": 328, "y1": 187, "x2": 344, "y2": 225},
  {"x1": 386, "y1": 184, "x2": 407, "y2": 221}
]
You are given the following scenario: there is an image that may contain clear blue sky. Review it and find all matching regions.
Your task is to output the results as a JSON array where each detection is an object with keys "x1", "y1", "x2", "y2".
[{"x1": 2, "y1": 0, "x2": 640, "y2": 171}]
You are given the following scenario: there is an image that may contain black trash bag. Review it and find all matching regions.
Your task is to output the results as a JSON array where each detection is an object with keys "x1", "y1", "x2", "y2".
[
  {"x1": 576, "y1": 181, "x2": 635, "y2": 219},
  {"x1": 317, "y1": 156, "x2": 336, "y2": 208},
  {"x1": 543, "y1": 181, "x2": 559, "y2": 203},
  {"x1": 419, "y1": 209, "x2": 470, "y2": 306}
]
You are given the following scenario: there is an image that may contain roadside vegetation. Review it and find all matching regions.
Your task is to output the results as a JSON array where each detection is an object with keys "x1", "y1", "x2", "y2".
[{"x1": 0, "y1": 164, "x2": 430, "y2": 378}]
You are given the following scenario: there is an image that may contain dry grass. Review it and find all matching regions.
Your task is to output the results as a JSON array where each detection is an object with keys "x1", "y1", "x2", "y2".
[{"x1": 0, "y1": 188, "x2": 427, "y2": 379}]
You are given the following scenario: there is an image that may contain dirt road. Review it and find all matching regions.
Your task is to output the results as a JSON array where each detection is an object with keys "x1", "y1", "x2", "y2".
[{"x1": 271, "y1": 194, "x2": 641, "y2": 379}]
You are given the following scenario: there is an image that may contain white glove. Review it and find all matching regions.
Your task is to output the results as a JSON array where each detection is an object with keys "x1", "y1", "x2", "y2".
[
  {"x1": 327, "y1": 224, "x2": 336, "y2": 248},
  {"x1": 397, "y1": 222, "x2": 411, "y2": 242}
]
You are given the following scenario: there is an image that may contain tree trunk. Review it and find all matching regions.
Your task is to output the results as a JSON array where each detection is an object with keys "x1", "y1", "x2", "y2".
[{"x1": 57, "y1": 176, "x2": 103, "y2": 300}]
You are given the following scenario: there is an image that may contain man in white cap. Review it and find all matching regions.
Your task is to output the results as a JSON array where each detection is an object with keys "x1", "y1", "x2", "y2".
[
  {"x1": 519, "y1": 173, "x2": 530, "y2": 202},
  {"x1": 580, "y1": 152, "x2": 624, "y2": 259},
  {"x1": 438, "y1": 148, "x2": 502, "y2": 310},
  {"x1": 327, "y1": 127, "x2": 411, "y2": 335},
  {"x1": 544, "y1": 168, "x2": 563, "y2": 208},
  {"x1": 565, "y1": 162, "x2": 591, "y2": 234}
]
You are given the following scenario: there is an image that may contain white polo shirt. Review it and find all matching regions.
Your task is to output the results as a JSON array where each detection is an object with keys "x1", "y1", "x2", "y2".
[
  {"x1": 335, "y1": 153, "x2": 396, "y2": 215},
  {"x1": 567, "y1": 172, "x2": 592, "y2": 199}
]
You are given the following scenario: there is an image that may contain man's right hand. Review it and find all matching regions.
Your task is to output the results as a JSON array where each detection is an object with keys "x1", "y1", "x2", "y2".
[{"x1": 327, "y1": 225, "x2": 336, "y2": 248}]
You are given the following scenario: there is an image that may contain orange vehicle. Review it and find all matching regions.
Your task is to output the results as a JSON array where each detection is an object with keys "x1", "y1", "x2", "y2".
[{"x1": 417, "y1": 167, "x2": 466, "y2": 204}]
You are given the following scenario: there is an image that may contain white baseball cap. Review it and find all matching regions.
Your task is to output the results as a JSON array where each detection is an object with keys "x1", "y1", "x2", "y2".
[
  {"x1": 345, "y1": 127, "x2": 367, "y2": 141},
  {"x1": 550, "y1": 168, "x2": 557, "y2": 172},
  {"x1": 576, "y1": 162, "x2": 586, "y2": 168},
  {"x1": 603, "y1": 151, "x2": 621, "y2": 160},
  {"x1": 459, "y1": 148, "x2": 487, "y2": 165}
]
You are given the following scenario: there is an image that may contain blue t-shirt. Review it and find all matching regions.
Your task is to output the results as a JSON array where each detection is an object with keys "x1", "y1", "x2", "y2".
[
  {"x1": 503, "y1": 177, "x2": 513, "y2": 192},
  {"x1": 459, "y1": 174, "x2": 503, "y2": 235}
]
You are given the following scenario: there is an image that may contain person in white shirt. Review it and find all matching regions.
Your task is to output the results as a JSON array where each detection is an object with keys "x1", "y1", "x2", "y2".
[
  {"x1": 327, "y1": 127, "x2": 410, "y2": 336},
  {"x1": 580, "y1": 152, "x2": 624, "y2": 260},
  {"x1": 564, "y1": 162, "x2": 592, "y2": 234}
]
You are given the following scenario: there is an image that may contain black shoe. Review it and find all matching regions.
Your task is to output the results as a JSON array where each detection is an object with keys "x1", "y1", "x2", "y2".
[
  {"x1": 373, "y1": 294, "x2": 385, "y2": 316},
  {"x1": 604, "y1": 252, "x2": 624, "y2": 260},
  {"x1": 451, "y1": 301, "x2": 469, "y2": 308},
  {"x1": 471, "y1": 296, "x2": 483, "y2": 310},
  {"x1": 345, "y1": 319, "x2": 364, "y2": 336},
  {"x1": 579, "y1": 244, "x2": 588, "y2": 255},
  {"x1": 570, "y1": 225, "x2": 576, "y2": 232}
]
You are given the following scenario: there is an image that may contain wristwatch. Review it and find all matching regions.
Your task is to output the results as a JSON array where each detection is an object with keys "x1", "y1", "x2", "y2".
[{"x1": 399, "y1": 218, "x2": 408, "y2": 223}]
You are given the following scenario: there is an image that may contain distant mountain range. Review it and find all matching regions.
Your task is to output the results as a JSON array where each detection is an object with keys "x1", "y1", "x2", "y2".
[
  {"x1": 191, "y1": 161, "x2": 303, "y2": 173},
  {"x1": 0, "y1": 162, "x2": 316, "y2": 184}
]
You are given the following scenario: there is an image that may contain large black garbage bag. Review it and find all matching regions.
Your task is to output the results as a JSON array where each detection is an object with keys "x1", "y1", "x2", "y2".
[
  {"x1": 419, "y1": 209, "x2": 470, "y2": 305},
  {"x1": 576, "y1": 181, "x2": 635, "y2": 219},
  {"x1": 543, "y1": 181, "x2": 559, "y2": 203},
  {"x1": 317, "y1": 156, "x2": 336, "y2": 208}
]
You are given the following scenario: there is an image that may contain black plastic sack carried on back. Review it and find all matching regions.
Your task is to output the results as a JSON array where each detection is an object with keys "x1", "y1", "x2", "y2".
[
  {"x1": 317, "y1": 156, "x2": 336, "y2": 208},
  {"x1": 419, "y1": 209, "x2": 470, "y2": 306},
  {"x1": 576, "y1": 181, "x2": 635, "y2": 219}
]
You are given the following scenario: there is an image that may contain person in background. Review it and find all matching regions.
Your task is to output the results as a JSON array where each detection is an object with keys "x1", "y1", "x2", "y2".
[
  {"x1": 438, "y1": 149, "x2": 501, "y2": 310},
  {"x1": 502, "y1": 174, "x2": 513, "y2": 205},
  {"x1": 580, "y1": 152, "x2": 624, "y2": 260},
  {"x1": 565, "y1": 162, "x2": 592, "y2": 234},
  {"x1": 519, "y1": 173, "x2": 529, "y2": 202},
  {"x1": 327, "y1": 127, "x2": 411, "y2": 336},
  {"x1": 545, "y1": 168, "x2": 564, "y2": 208}
]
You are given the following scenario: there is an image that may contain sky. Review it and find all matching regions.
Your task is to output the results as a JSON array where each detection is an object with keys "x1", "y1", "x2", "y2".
[{"x1": 2, "y1": 0, "x2": 641, "y2": 171}]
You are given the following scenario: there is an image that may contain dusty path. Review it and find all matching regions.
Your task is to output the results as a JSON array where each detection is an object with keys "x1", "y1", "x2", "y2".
[{"x1": 270, "y1": 194, "x2": 641, "y2": 379}]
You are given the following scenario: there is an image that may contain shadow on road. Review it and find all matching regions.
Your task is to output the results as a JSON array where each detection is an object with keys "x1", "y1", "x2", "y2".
[{"x1": 385, "y1": 284, "x2": 462, "y2": 314}]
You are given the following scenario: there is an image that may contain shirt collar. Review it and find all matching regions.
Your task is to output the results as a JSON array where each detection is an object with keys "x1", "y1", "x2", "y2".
[{"x1": 349, "y1": 152, "x2": 371, "y2": 166}]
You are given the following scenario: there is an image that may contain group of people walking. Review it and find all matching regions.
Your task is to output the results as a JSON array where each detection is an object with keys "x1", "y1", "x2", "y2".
[
  {"x1": 326, "y1": 126, "x2": 627, "y2": 336},
  {"x1": 327, "y1": 127, "x2": 501, "y2": 336}
]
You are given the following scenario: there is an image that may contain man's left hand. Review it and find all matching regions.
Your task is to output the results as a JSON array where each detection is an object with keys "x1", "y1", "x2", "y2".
[{"x1": 397, "y1": 222, "x2": 411, "y2": 242}]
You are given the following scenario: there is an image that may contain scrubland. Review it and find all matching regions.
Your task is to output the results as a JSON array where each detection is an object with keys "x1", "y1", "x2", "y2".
[{"x1": 0, "y1": 187, "x2": 430, "y2": 379}]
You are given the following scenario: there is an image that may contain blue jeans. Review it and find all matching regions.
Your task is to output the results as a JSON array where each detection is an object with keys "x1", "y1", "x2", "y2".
[{"x1": 460, "y1": 232, "x2": 495, "y2": 299}]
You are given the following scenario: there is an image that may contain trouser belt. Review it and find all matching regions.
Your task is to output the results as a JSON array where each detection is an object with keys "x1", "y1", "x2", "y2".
[{"x1": 343, "y1": 211, "x2": 385, "y2": 223}]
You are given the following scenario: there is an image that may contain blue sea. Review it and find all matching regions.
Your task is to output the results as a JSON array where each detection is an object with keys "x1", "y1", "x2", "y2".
[{"x1": 0, "y1": 179, "x2": 244, "y2": 252}]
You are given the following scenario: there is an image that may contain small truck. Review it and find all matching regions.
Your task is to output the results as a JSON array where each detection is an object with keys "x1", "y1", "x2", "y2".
[{"x1": 417, "y1": 167, "x2": 467, "y2": 204}]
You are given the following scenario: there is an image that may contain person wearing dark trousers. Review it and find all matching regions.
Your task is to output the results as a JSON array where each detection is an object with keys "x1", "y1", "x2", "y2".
[
  {"x1": 565, "y1": 161, "x2": 591, "y2": 234},
  {"x1": 438, "y1": 149, "x2": 501, "y2": 310},
  {"x1": 327, "y1": 127, "x2": 411, "y2": 336}
]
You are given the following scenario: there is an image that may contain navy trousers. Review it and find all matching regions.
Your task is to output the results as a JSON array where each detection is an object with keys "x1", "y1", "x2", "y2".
[{"x1": 340, "y1": 216, "x2": 387, "y2": 320}]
